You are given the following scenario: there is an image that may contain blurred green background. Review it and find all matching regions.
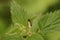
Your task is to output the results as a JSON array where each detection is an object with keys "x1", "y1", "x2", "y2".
[{"x1": 0, "y1": 0, "x2": 11, "y2": 34}]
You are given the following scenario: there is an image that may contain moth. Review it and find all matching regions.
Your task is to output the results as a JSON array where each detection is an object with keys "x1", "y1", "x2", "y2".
[{"x1": 27, "y1": 19, "x2": 32, "y2": 29}]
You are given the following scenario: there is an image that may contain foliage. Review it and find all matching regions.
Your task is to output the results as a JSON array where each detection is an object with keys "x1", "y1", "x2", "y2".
[{"x1": 0, "y1": 0, "x2": 60, "y2": 40}]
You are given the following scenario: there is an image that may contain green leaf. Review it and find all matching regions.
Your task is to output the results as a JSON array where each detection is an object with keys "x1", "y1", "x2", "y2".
[
  {"x1": 11, "y1": 0, "x2": 28, "y2": 26},
  {"x1": 45, "y1": 31, "x2": 60, "y2": 40},
  {"x1": 38, "y1": 10, "x2": 60, "y2": 40},
  {"x1": 2, "y1": 34, "x2": 22, "y2": 40},
  {"x1": 27, "y1": 34, "x2": 44, "y2": 40}
]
